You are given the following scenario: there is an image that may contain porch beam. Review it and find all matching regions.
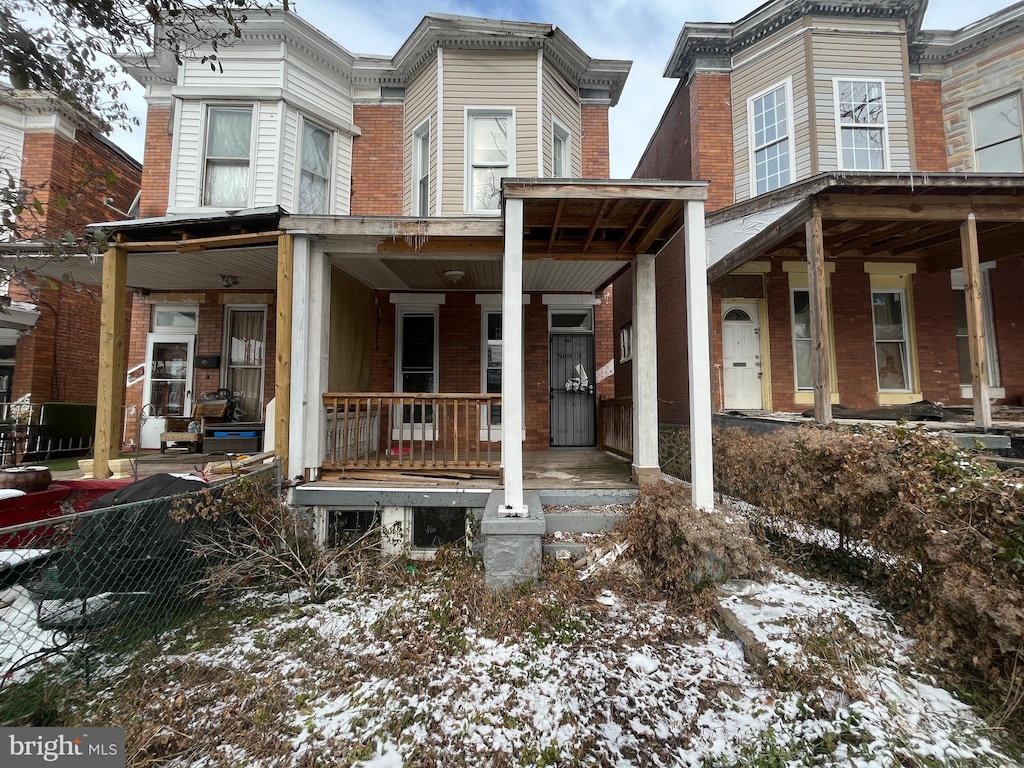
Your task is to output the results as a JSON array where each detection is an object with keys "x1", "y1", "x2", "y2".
[
  {"x1": 92, "y1": 245, "x2": 127, "y2": 479},
  {"x1": 684, "y1": 199, "x2": 714, "y2": 511},
  {"x1": 501, "y1": 198, "x2": 527, "y2": 516},
  {"x1": 816, "y1": 195, "x2": 1024, "y2": 222},
  {"x1": 631, "y1": 253, "x2": 659, "y2": 485},
  {"x1": 276, "y1": 233, "x2": 294, "y2": 475},
  {"x1": 806, "y1": 214, "x2": 832, "y2": 425},
  {"x1": 282, "y1": 216, "x2": 502, "y2": 238},
  {"x1": 117, "y1": 230, "x2": 284, "y2": 252},
  {"x1": 504, "y1": 182, "x2": 709, "y2": 201},
  {"x1": 959, "y1": 214, "x2": 992, "y2": 428}
]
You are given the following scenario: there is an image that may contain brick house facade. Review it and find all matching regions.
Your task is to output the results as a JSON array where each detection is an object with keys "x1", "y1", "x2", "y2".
[{"x1": 618, "y1": 0, "x2": 1024, "y2": 423}]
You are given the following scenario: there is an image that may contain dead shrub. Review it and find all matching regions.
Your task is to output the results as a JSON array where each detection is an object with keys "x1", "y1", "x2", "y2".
[
  {"x1": 617, "y1": 481, "x2": 768, "y2": 605},
  {"x1": 710, "y1": 422, "x2": 1024, "y2": 732}
]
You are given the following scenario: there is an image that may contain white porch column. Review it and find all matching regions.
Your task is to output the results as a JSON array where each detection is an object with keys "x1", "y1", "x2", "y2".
[
  {"x1": 631, "y1": 253, "x2": 660, "y2": 485},
  {"x1": 501, "y1": 198, "x2": 527, "y2": 516},
  {"x1": 302, "y1": 244, "x2": 331, "y2": 479},
  {"x1": 684, "y1": 199, "x2": 714, "y2": 511},
  {"x1": 287, "y1": 234, "x2": 311, "y2": 481}
]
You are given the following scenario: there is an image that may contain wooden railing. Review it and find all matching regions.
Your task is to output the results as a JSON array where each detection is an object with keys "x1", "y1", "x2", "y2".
[
  {"x1": 598, "y1": 397, "x2": 633, "y2": 458},
  {"x1": 322, "y1": 393, "x2": 502, "y2": 471}
]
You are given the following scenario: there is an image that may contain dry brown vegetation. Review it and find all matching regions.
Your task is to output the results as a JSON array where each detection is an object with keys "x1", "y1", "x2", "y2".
[{"x1": 663, "y1": 422, "x2": 1024, "y2": 732}]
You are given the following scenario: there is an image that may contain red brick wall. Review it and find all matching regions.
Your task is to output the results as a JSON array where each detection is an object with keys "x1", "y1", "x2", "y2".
[
  {"x1": 139, "y1": 105, "x2": 173, "y2": 218},
  {"x1": 594, "y1": 286, "x2": 614, "y2": 402},
  {"x1": 581, "y1": 107, "x2": 610, "y2": 177},
  {"x1": 990, "y1": 260, "x2": 1024, "y2": 406},
  {"x1": 633, "y1": 82, "x2": 691, "y2": 181},
  {"x1": 690, "y1": 74, "x2": 734, "y2": 212},
  {"x1": 19, "y1": 130, "x2": 141, "y2": 239},
  {"x1": 910, "y1": 80, "x2": 949, "y2": 172},
  {"x1": 350, "y1": 104, "x2": 404, "y2": 216}
]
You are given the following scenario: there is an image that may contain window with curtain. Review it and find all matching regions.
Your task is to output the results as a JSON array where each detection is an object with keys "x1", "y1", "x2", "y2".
[
  {"x1": 467, "y1": 110, "x2": 512, "y2": 212},
  {"x1": 224, "y1": 307, "x2": 266, "y2": 421},
  {"x1": 871, "y1": 291, "x2": 911, "y2": 391},
  {"x1": 836, "y1": 80, "x2": 887, "y2": 170},
  {"x1": 751, "y1": 83, "x2": 791, "y2": 195},
  {"x1": 972, "y1": 94, "x2": 1024, "y2": 172},
  {"x1": 204, "y1": 107, "x2": 253, "y2": 207},
  {"x1": 299, "y1": 121, "x2": 332, "y2": 214}
]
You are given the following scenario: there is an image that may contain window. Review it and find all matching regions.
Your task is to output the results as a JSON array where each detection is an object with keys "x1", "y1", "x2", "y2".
[
  {"x1": 203, "y1": 106, "x2": 253, "y2": 207},
  {"x1": 549, "y1": 310, "x2": 593, "y2": 332},
  {"x1": 552, "y1": 118, "x2": 570, "y2": 178},
  {"x1": 298, "y1": 120, "x2": 331, "y2": 214},
  {"x1": 871, "y1": 291, "x2": 911, "y2": 392},
  {"x1": 972, "y1": 94, "x2": 1024, "y2": 172},
  {"x1": 483, "y1": 309, "x2": 502, "y2": 428},
  {"x1": 152, "y1": 306, "x2": 198, "y2": 334},
  {"x1": 619, "y1": 322, "x2": 633, "y2": 363},
  {"x1": 750, "y1": 82, "x2": 791, "y2": 195},
  {"x1": 835, "y1": 80, "x2": 887, "y2": 170},
  {"x1": 951, "y1": 266, "x2": 1001, "y2": 392},
  {"x1": 791, "y1": 290, "x2": 812, "y2": 390},
  {"x1": 467, "y1": 109, "x2": 513, "y2": 213},
  {"x1": 223, "y1": 307, "x2": 266, "y2": 421},
  {"x1": 413, "y1": 121, "x2": 430, "y2": 217}
]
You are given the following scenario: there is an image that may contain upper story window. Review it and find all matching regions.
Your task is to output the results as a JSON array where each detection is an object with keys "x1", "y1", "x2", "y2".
[
  {"x1": 552, "y1": 118, "x2": 570, "y2": 178},
  {"x1": 467, "y1": 109, "x2": 514, "y2": 214},
  {"x1": 836, "y1": 79, "x2": 887, "y2": 170},
  {"x1": 972, "y1": 94, "x2": 1024, "y2": 172},
  {"x1": 413, "y1": 121, "x2": 430, "y2": 217},
  {"x1": 750, "y1": 81, "x2": 792, "y2": 195},
  {"x1": 298, "y1": 120, "x2": 332, "y2": 214},
  {"x1": 203, "y1": 106, "x2": 253, "y2": 208}
]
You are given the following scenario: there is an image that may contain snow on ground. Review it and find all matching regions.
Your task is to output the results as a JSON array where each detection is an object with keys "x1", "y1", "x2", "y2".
[{"x1": 88, "y1": 565, "x2": 1016, "y2": 768}]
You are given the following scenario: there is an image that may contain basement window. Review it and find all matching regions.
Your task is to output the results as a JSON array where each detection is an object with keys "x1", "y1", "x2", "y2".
[
  {"x1": 412, "y1": 507, "x2": 466, "y2": 549},
  {"x1": 326, "y1": 508, "x2": 377, "y2": 548}
]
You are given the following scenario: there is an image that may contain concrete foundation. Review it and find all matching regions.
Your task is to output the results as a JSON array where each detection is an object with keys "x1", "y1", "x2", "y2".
[{"x1": 481, "y1": 489, "x2": 545, "y2": 588}]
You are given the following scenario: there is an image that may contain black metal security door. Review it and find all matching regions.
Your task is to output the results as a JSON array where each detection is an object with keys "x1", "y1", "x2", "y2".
[{"x1": 549, "y1": 333, "x2": 596, "y2": 447}]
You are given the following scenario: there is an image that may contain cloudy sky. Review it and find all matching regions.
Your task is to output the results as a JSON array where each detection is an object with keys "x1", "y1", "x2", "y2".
[{"x1": 112, "y1": 0, "x2": 1015, "y2": 177}]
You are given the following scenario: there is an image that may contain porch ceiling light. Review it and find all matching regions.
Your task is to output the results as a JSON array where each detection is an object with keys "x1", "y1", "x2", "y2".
[
  {"x1": 219, "y1": 274, "x2": 240, "y2": 288},
  {"x1": 443, "y1": 269, "x2": 465, "y2": 284}
]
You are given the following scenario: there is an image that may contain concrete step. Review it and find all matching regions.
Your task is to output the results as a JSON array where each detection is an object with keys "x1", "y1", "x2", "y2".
[{"x1": 538, "y1": 488, "x2": 638, "y2": 508}]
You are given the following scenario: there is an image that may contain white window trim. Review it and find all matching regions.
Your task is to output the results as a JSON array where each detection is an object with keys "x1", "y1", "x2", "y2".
[
  {"x1": 221, "y1": 304, "x2": 268, "y2": 413},
  {"x1": 412, "y1": 119, "x2": 431, "y2": 218},
  {"x1": 970, "y1": 91, "x2": 1024, "y2": 172},
  {"x1": 296, "y1": 116, "x2": 334, "y2": 215},
  {"x1": 464, "y1": 107, "x2": 516, "y2": 215},
  {"x1": 152, "y1": 304, "x2": 199, "y2": 334},
  {"x1": 394, "y1": 305, "x2": 440, "y2": 440},
  {"x1": 951, "y1": 262, "x2": 1003, "y2": 396},
  {"x1": 871, "y1": 288, "x2": 913, "y2": 394},
  {"x1": 832, "y1": 78, "x2": 889, "y2": 171},
  {"x1": 200, "y1": 103, "x2": 257, "y2": 209},
  {"x1": 747, "y1": 78, "x2": 795, "y2": 197},
  {"x1": 619, "y1": 322, "x2": 633, "y2": 363},
  {"x1": 551, "y1": 116, "x2": 571, "y2": 179}
]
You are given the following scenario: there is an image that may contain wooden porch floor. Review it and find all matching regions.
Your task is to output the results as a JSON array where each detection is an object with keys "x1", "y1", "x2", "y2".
[{"x1": 317, "y1": 448, "x2": 635, "y2": 490}]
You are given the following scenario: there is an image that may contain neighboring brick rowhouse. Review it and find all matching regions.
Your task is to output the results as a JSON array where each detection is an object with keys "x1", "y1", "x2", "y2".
[
  {"x1": 19, "y1": 130, "x2": 141, "y2": 239},
  {"x1": 139, "y1": 105, "x2": 172, "y2": 218},
  {"x1": 594, "y1": 286, "x2": 614, "y2": 402},
  {"x1": 689, "y1": 73, "x2": 734, "y2": 212},
  {"x1": 910, "y1": 80, "x2": 948, "y2": 172},
  {"x1": 581, "y1": 107, "x2": 610, "y2": 177},
  {"x1": 351, "y1": 104, "x2": 404, "y2": 216}
]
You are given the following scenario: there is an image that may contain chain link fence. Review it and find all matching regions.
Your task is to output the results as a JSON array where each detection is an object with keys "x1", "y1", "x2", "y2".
[{"x1": 0, "y1": 463, "x2": 281, "y2": 699}]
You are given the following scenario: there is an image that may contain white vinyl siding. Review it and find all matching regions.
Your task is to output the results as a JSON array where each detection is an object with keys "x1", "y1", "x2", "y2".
[
  {"x1": 405, "y1": 60, "x2": 439, "y2": 216},
  {"x1": 253, "y1": 101, "x2": 281, "y2": 206},
  {"x1": 171, "y1": 101, "x2": 203, "y2": 210},
  {"x1": 541, "y1": 65, "x2": 582, "y2": 178},
  {"x1": 280, "y1": 107, "x2": 300, "y2": 210},
  {"x1": 442, "y1": 50, "x2": 537, "y2": 217},
  {"x1": 0, "y1": 118, "x2": 23, "y2": 231},
  {"x1": 285, "y1": 63, "x2": 354, "y2": 126},
  {"x1": 180, "y1": 48, "x2": 283, "y2": 88}
]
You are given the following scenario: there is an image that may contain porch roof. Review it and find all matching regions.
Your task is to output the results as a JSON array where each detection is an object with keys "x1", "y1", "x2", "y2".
[{"x1": 706, "y1": 171, "x2": 1024, "y2": 281}]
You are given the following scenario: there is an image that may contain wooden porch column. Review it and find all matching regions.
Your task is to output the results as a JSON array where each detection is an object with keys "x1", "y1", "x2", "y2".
[
  {"x1": 806, "y1": 214, "x2": 832, "y2": 425},
  {"x1": 631, "y1": 252, "x2": 659, "y2": 485},
  {"x1": 960, "y1": 214, "x2": 992, "y2": 428},
  {"x1": 501, "y1": 197, "x2": 527, "y2": 516},
  {"x1": 684, "y1": 199, "x2": 714, "y2": 511},
  {"x1": 92, "y1": 245, "x2": 127, "y2": 478},
  {"x1": 275, "y1": 233, "x2": 293, "y2": 474}
]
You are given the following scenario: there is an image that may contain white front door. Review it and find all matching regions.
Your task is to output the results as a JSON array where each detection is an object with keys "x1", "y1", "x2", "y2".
[
  {"x1": 722, "y1": 302, "x2": 763, "y2": 410},
  {"x1": 141, "y1": 334, "x2": 196, "y2": 448}
]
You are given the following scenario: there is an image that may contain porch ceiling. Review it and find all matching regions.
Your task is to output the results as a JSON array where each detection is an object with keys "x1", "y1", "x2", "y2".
[{"x1": 708, "y1": 172, "x2": 1024, "y2": 281}]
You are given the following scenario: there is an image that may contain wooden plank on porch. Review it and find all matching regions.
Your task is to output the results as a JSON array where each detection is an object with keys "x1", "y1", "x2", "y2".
[
  {"x1": 93, "y1": 245, "x2": 128, "y2": 478},
  {"x1": 806, "y1": 215, "x2": 832, "y2": 425},
  {"x1": 959, "y1": 215, "x2": 992, "y2": 428}
]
